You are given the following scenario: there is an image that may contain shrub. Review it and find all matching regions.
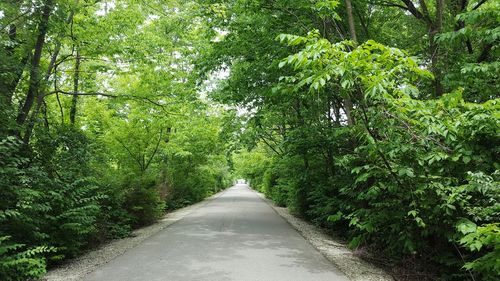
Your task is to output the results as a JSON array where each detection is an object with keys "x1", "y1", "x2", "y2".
[
  {"x1": 125, "y1": 187, "x2": 166, "y2": 227},
  {"x1": 0, "y1": 236, "x2": 54, "y2": 281}
]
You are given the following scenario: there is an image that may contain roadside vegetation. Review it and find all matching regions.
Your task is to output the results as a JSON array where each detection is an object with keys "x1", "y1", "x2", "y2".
[
  {"x1": 218, "y1": 1, "x2": 499, "y2": 280},
  {"x1": 0, "y1": 1, "x2": 232, "y2": 280},
  {"x1": 0, "y1": 0, "x2": 498, "y2": 281}
]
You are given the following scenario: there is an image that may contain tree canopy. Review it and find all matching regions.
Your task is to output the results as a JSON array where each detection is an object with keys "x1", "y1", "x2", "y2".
[{"x1": 0, "y1": 0, "x2": 498, "y2": 280}]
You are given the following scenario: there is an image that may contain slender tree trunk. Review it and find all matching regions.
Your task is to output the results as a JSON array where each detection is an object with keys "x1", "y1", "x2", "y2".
[
  {"x1": 1, "y1": 26, "x2": 29, "y2": 136},
  {"x1": 436, "y1": 0, "x2": 444, "y2": 29},
  {"x1": 1, "y1": 0, "x2": 33, "y2": 108},
  {"x1": 343, "y1": 97, "x2": 354, "y2": 126},
  {"x1": 16, "y1": 0, "x2": 54, "y2": 127},
  {"x1": 429, "y1": 0, "x2": 445, "y2": 97},
  {"x1": 345, "y1": 0, "x2": 358, "y2": 42},
  {"x1": 293, "y1": 98, "x2": 311, "y2": 215},
  {"x1": 70, "y1": 50, "x2": 81, "y2": 125},
  {"x1": 1, "y1": 25, "x2": 28, "y2": 108},
  {"x1": 23, "y1": 3, "x2": 79, "y2": 143},
  {"x1": 333, "y1": 102, "x2": 341, "y2": 126},
  {"x1": 428, "y1": 30, "x2": 443, "y2": 97},
  {"x1": 388, "y1": 0, "x2": 445, "y2": 96},
  {"x1": 477, "y1": 43, "x2": 492, "y2": 62},
  {"x1": 455, "y1": 0, "x2": 473, "y2": 54},
  {"x1": 343, "y1": 0, "x2": 357, "y2": 125}
]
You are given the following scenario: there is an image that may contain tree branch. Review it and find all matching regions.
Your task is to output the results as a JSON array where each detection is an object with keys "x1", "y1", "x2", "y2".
[
  {"x1": 115, "y1": 137, "x2": 144, "y2": 171},
  {"x1": 472, "y1": 0, "x2": 488, "y2": 10},
  {"x1": 374, "y1": 1, "x2": 411, "y2": 11},
  {"x1": 399, "y1": 0, "x2": 425, "y2": 19},
  {"x1": 259, "y1": 134, "x2": 282, "y2": 156},
  {"x1": 46, "y1": 90, "x2": 118, "y2": 98},
  {"x1": 46, "y1": 91, "x2": 187, "y2": 115},
  {"x1": 144, "y1": 129, "x2": 164, "y2": 172}
]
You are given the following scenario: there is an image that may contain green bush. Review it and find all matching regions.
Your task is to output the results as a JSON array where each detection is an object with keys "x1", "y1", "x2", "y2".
[
  {"x1": 0, "y1": 134, "x2": 104, "y2": 274},
  {"x1": 236, "y1": 32, "x2": 499, "y2": 279},
  {"x1": 95, "y1": 185, "x2": 133, "y2": 240},
  {"x1": 0, "y1": 236, "x2": 55, "y2": 281},
  {"x1": 166, "y1": 149, "x2": 231, "y2": 209},
  {"x1": 457, "y1": 222, "x2": 500, "y2": 280},
  {"x1": 247, "y1": 94, "x2": 499, "y2": 280},
  {"x1": 0, "y1": 117, "x2": 231, "y2": 277},
  {"x1": 125, "y1": 187, "x2": 165, "y2": 227}
]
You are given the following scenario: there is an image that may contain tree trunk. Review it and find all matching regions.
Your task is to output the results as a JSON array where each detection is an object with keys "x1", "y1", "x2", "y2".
[
  {"x1": 0, "y1": 0, "x2": 33, "y2": 108},
  {"x1": 454, "y1": 0, "x2": 473, "y2": 54},
  {"x1": 23, "y1": 2, "x2": 79, "y2": 143},
  {"x1": 343, "y1": 0, "x2": 357, "y2": 125},
  {"x1": 0, "y1": 25, "x2": 30, "y2": 137},
  {"x1": 16, "y1": 0, "x2": 54, "y2": 127},
  {"x1": 1, "y1": 25, "x2": 28, "y2": 108},
  {"x1": 70, "y1": 50, "x2": 81, "y2": 125},
  {"x1": 343, "y1": 97, "x2": 354, "y2": 126},
  {"x1": 430, "y1": 0, "x2": 445, "y2": 97},
  {"x1": 428, "y1": 30, "x2": 443, "y2": 97},
  {"x1": 345, "y1": 0, "x2": 358, "y2": 42},
  {"x1": 386, "y1": 0, "x2": 445, "y2": 97}
]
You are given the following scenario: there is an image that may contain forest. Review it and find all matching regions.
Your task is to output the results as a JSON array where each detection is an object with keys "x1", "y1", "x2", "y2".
[{"x1": 0, "y1": 0, "x2": 498, "y2": 280}]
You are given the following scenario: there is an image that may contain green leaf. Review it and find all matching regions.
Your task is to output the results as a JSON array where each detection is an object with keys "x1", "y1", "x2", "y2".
[
  {"x1": 456, "y1": 219, "x2": 477, "y2": 235},
  {"x1": 327, "y1": 211, "x2": 343, "y2": 222}
]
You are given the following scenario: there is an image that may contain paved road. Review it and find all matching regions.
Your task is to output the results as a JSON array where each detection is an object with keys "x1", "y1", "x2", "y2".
[{"x1": 84, "y1": 184, "x2": 349, "y2": 281}]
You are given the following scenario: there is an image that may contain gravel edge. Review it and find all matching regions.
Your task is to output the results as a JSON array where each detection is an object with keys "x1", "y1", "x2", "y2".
[
  {"x1": 41, "y1": 189, "x2": 229, "y2": 281},
  {"x1": 253, "y1": 190, "x2": 394, "y2": 281}
]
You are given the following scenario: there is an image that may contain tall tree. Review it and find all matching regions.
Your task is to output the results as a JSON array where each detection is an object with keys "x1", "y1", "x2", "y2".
[{"x1": 16, "y1": 0, "x2": 54, "y2": 127}]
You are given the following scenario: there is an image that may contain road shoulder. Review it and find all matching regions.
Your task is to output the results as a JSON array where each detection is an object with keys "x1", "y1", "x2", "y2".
[
  {"x1": 42, "y1": 189, "x2": 228, "y2": 281},
  {"x1": 253, "y1": 189, "x2": 394, "y2": 281}
]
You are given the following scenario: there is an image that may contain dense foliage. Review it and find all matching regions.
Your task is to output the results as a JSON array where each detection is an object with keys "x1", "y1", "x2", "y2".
[
  {"x1": 0, "y1": 1, "x2": 232, "y2": 280},
  {"x1": 1, "y1": 0, "x2": 498, "y2": 280},
  {"x1": 203, "y1": 0, "x2": 499, "y2": 280}
]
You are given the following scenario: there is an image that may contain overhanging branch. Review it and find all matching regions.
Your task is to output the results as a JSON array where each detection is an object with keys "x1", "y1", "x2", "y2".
[{"x1": 46, "y1": 90, "x2": 117, "y2": 98}]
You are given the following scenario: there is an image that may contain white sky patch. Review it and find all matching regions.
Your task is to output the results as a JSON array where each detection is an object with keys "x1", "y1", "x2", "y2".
[
  {"x1": 118, "y1": 103, "x2": 131, "y2": 115},
  {"x1": 172, "y1": 51, "x2": 183, "y2": 59},
  {"x1": 95, "y1": 1, "x2": 116, "y2": 16},
  {"x1": 146, "y1": 14, "x2": 160, "y2": 23},
  {"x1": 212, "y1": 28, "x2": 229, "y2": 42},
  {"x1": 213, "y1": 68, "x2": 230, "y2": 80},
  {"x1": 141, "y1": 14, "x2": 160, "y2": 28},
  {"x1": 235, "y1": 104, "x2": 256, "y2": 117},
  {"x1": 0, "y1": 10, "x2": 5, "y2": 19},
  {"x1": 95, "y1": 71, "x2": 116, "y2": 95},
  {"x1": 198, "y1": 66, "x2": 230, "y2": 101}
]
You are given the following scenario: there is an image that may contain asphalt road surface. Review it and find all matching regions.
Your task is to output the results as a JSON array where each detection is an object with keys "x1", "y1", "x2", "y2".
[{"x1": 83, "y1": 184, "x2": 349, "y2": 281}]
